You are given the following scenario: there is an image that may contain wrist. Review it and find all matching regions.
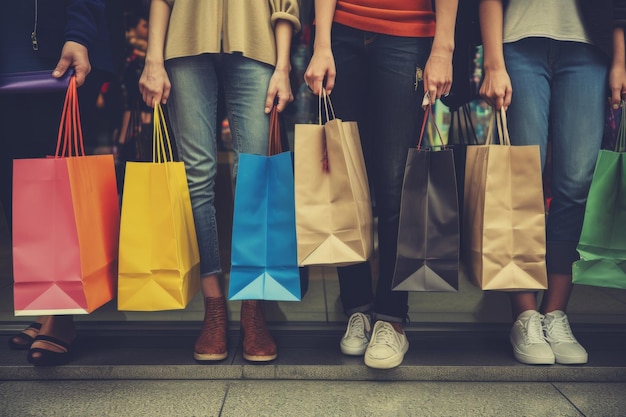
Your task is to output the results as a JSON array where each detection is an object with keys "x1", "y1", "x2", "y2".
[
  {"x1": 313, "y1": 40, "x2": 332, "y2": 51},
  {"x1": 145, "y1": 55, "x2": 165, "y2": 66},
  {"x1": 430, "y1": 42, "x2": 454, "y2": 57}
]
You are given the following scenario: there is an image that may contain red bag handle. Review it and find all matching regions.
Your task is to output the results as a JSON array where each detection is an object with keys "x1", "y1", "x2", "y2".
[
  {"x1": 417, "y1": 100, "x2": 444, "y2": 150},
  {"x1": 55, "y1": 75, "x2": 85, "y2": 158},
  {"x1": 268, "y1": 105, "x2": 282, "y2": 156}
]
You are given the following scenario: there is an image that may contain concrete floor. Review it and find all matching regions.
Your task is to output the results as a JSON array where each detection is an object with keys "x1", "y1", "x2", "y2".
[
  {"x1": 3, "y1": 379, "x2": 626, "y2": 417},
  {"x1": 1, "y1": 328, "x2": 626, "y2": 417}
]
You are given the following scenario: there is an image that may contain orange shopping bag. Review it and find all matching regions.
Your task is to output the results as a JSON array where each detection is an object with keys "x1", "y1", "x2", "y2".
[{"x1": 12, "y1": 76, "x2": 120, "y2": 315}]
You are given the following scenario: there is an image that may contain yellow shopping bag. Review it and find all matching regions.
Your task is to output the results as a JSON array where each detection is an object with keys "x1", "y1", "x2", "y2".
[{"x1": 117, "y1": 103, "x2": 200, "y2": 310}]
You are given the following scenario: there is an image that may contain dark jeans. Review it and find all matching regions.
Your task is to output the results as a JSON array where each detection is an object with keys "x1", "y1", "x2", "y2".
[{"x1": 328, "y1": 24, "x2": 431, "y2": 322}]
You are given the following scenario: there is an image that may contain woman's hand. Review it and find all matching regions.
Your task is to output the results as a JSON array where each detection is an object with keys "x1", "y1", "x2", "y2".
[
  {"x1": 423, "y1": 52, "x2": 453, "y2": 104},
  {"x1": 480, "y1": 67, "x2": 512, "y2": 110},
  {"x1": 265, "y1": 68, "x2": 294, "y2": 113},
  {"x1": 609, "y1": 64, "x2": 626, "y2": 109},
  {"x1": 138, "y1": 59, "x2": 171, "y2": 107},
  {"x1": 304, "y1": 45, "x2": 336, "y2": 96},
  {"x1": 53, "y1": 41, "x2": 91, "y2": 86}
]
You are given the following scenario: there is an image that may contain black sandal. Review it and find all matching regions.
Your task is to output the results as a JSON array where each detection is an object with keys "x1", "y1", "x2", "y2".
[
  {"x1": 27, "y1": 335, "x2": 74, "y2": 366},
  {"x1": 7, "y1": 322, "x2": 42, "y2": 350}
]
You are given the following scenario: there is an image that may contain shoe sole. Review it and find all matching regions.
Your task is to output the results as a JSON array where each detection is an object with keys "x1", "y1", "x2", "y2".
[
  {"x1": 340, "y1": 343, "x2": 367, "y2": 356},
  {"x1": 364, "y1": 343, "x2": 409, "y2": 369},
  {"x1": 555, "y1": 354, "x2": 588, "y2": 365},
  {"x1": 243, "y1": 353, "x2": 277, "y2": 362},
  {"x1": 194, "y1": 351, "x2": 228, "y2": 361},
  {"x1": 511, "y1": 346, "x2": 555, "y2": 365}
]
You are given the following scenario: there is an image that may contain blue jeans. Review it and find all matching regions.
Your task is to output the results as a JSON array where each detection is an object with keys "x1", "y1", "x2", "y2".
[
  {"x1": 166, "y1": 53, "x2": 273, "y2": 277},
  {"x1": 504, "y1": 38, "x2": 609, "y2": 274},
  {"x1": 327, "y1": 24, "x2": 432, "y2": 322}
]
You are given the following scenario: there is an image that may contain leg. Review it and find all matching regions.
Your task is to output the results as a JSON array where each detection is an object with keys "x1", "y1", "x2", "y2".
[
  {"x1": 221, "y1": 53, "x2": 277, "y2": 362},
  {"x1": 367, "y1": 34, "x2": 431, "y2": 324},
  {"x1": 323, "y1": 25, "x2": 375, "y2": 358},
  {"x1": 541, "y1": 41, "x2": 608, "y2": 313},
  {"x1": 166, "y1": 55, "x2": 227, "y2": 361},
  {"x1": 538, "y1": 41, "x2": 607, "y2": 365},
  {"x1": 503, "y1": 38, "x2": 552, "y2": 319},
  {"x1": 502, "y1": 38, "x2": 555, "y2": 364},
  {"x1": 328, "y1": 24, "x2": 375, "y2": 316},
  {"x1": 0, "y1": 94, "x2": 73, "y2": 363},
  {"x1": 27, "y1": 316, "x2": 76, "y2": 366},
  {"x1": 360, "y1": 34, "x2": 431, "y2": 369}
]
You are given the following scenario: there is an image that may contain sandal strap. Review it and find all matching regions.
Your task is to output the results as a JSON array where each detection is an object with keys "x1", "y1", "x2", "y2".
[
  {"x1": 32, "y1": 335, "x2": 71, "y2": 352},
  {"x1": 26, "y1": 322, "x2": 43, "y2": 331}
]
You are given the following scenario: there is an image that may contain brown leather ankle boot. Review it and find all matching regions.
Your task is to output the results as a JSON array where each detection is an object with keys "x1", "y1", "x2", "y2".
[
  {"x1": 240, "y1": 300, "x2": 277, "y2": 362},
  {"x1": 194, "y1": 296, "x2": 228, "y2": 361}
]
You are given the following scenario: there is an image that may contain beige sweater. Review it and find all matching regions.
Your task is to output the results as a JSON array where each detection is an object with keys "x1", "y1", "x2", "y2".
[{"x1": 164, "y1": 0, "x2": 301, "y2": 67}]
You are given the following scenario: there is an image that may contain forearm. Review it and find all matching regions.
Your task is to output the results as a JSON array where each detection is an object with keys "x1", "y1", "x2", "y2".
[
  {"x1": 432, "y1": 0, "x2": 458, "y2": 56},
  {"x1": 65, "y1": 0, "x2": 104, "y2": 48},
  {"x1": 479, "y1": 0, "x2": 505, "y2": 71},
  {"x1": 144, "y1": 0, "x2": 171, "y2": 65},
  {"x1": 612, "y1": 27, "x2": 626, "y2": 69},
  {"x1": 274, "y1": 20, "x2": 294, "y2": 72},
  {"x1": 313, "y1": 0, "x2": 337, "y2": 49}
]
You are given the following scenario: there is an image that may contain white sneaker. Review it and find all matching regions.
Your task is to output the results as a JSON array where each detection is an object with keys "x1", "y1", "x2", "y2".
[
  {"x1": 510, "y1": 310, "x2": 555, "y2": 365},
  {"x1": 543, "y1": 310, "x2": 588, "y2": 365},
  {"x1": 364, "y1": 321, "x2": 409, "y2": 369},
  {"x1": 340, "y1": 312, "x2": 371, "y2": 356}
]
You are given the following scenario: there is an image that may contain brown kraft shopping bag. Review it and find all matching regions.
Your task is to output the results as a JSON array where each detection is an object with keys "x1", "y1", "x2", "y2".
[
  {"x1": 294, "y1": 92, "x2": 373, "y2": 266},
  {"x1": 463, "y1": 109, "x2": 547, "y2": 290}
]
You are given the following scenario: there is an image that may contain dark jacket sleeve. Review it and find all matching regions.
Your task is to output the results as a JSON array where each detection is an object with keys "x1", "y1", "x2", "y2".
[
  {"x1": 64, "y1": 0, "x2": 105, "y2": 48},
  {"x1": 66, "y1": 0, "x2": 122, "y2": 77}
]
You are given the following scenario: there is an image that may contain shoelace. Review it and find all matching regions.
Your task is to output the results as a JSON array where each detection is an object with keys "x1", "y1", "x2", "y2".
[
  {"x1": 347, "y1": 314, "x2": 367, "y2": 339},
  {"x1": 545, "y1": 315, "x2": 576, "y2": 342},
  {"x1": 525, "y1": 314, "x2": 547, "y2": 344},
  {"x1": 371, "y1": 323, "x2": 399, "y2": 350}
]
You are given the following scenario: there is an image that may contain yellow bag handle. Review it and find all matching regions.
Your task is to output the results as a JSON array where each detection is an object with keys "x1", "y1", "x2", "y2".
[{"x1": 152, "y1": 102, "x2": 174, "y2": 163}]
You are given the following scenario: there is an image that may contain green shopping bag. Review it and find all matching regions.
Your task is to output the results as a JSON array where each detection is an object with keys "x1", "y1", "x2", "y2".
[{"x1": 573, "y1": 103, "x2": 626, "y2": 289}]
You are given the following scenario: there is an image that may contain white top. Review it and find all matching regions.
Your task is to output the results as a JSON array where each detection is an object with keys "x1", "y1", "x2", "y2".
[{"x1": 503, "y1": 0, "x2": 589, "y2": 44}]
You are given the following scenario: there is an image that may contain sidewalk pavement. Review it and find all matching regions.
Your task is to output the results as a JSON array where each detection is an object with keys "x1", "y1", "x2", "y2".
[{"x1": 1, "y1": 328, "x2": 625, "y2": 417}]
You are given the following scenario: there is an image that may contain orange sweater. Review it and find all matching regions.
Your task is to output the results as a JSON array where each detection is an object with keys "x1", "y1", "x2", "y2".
[{"x1": 334, "y1": 0, "x2": 435, "y2": 37}]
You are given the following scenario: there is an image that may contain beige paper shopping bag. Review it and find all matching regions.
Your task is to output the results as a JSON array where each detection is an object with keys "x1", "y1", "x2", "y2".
[
  {"x1": 463, "y1": 109, "x2": 548, "y2": 291},
  {"x1": 294, "y1": 92, "x2": 373, "y2": 266}
]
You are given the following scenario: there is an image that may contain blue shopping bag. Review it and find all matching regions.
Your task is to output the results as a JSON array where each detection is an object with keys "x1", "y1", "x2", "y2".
[{"x1": 228, "y1": 108, "x2": 301, "y2": 301}]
